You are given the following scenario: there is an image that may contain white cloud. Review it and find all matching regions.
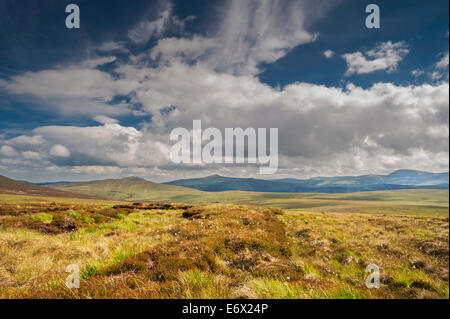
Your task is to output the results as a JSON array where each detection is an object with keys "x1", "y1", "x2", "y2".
[
  {"x1": 93, "y1": 115, "x2": 119, "y2": 125},
  {"x1": 0, "y1": 68, "x2": 134, "y2": 101},
  {"x1": 323, "y1": 50, "x2": 335, "y2": 58},
  {"x1": 427, "y1": 125, "x2": 449, "y2": 139},
  {"x1": 411, "y1": 70, "x2": 424, "y2": 77},
  {"x1": 96, "y1": 41, "x2": 128, "y2": 53},
  {"x1": 150, "y1": 36, "x2": 219, "y2": 61},
  {"x1": 8, "y1": 59, "x2": 443, "y2": 179},
  {"x1": 436, "y1": 51, "x2": 449, "y2": 69},
  {"x1": 0, "y1": 145, "x2": 19, "y2": 157},
  {"x1": 204, "y1": 0, "x2": 327, "y2": 75},
  {"x1": 81, "y1": 56, "x2": 117, "y2": 68},
  {"x1": 49, "y1": 144, "x2": 71, "y2": 158},
  {"x1": 128, "y1": 0, "x2": 328, "y2": 76},
  {"x1": 0, "y1": 67, "x2": 138, "y2": 116},
  {"x1": 63, "y1": 166, "x2": 123, "y2": 175},
  {"x1": 342, "y1": 41, "x2": 409, "y2": 76},
  {"x1": 32, "y1": 123, "x2": 171, "y2": 167},
  {"x1": 429, "y1": 71, "x2": 444, "y2": 81},
  {"x1": 128, "y1": 2, "x2": 173, "y2": 44},
  {"x1": 8, "y1": 135, "x2": 45, "y2": 146},
  {"x1": 22, "y1": 151, "x2": 41, "y2": 160}
]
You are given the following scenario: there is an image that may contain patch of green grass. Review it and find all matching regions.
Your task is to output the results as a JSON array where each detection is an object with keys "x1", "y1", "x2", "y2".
[
  {"x1": 302, "y1": 263, "x2": 322, "y2": 277},
  {"x1": 81, "y1": 263, "x2": 102, "y2": 279},
  {"x1": 69, "y1": 211, "x2": 82, "y2": 220},
  {"x1": 31, "y1": 213, "x2": 53, "y2": 223},
  {"x1": 389, "y1": 268, "x2": 437, "y2": 291},
  {"x1": 113, "y1": 250, "x2": 136, "y2": 263}
]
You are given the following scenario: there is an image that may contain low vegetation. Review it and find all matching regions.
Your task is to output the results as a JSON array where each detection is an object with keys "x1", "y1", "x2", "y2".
[
  {"x1": 0, "y1": 194, "x2": 448, "y2": 299},
  {"x1": 49, "y1": 178, "x2": 450, "y2": 216}
]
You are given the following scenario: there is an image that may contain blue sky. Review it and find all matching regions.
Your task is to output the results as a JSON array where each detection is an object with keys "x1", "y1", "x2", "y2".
[{"x1": 0, "y1": 0, "x2": 448, "y2": 182}]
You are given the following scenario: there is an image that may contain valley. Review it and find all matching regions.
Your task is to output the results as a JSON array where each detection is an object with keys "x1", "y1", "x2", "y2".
[{"x1": 0, "y1": 173, "x2": 448, "y2": 299}]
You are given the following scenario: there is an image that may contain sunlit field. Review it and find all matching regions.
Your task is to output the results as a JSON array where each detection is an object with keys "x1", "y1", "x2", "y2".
[{"x1": 0, "y1": 190, "x2": 448, "y2": 299}]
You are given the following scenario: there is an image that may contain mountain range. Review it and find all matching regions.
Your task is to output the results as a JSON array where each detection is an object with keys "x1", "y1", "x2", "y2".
[
  {"x1": 0, "y1": 170, "x2": 448, "y2": 201},
  {"x1": 164, "y1": 170, "x2": 449, "y2": 193}
]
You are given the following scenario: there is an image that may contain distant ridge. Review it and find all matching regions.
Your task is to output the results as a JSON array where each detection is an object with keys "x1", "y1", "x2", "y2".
[
  {"x1": 48, "y1": 176, "x2": 203, "y2": 201},
  {"x1": 6, "y1": 169, "x2": 448, "y2": 202},
  {"x1": 164, "y1": 170, "x2": 449, "y2": 193},
  {"x1": 0, "y1": 174, "x2": 99, "y2": 199}
]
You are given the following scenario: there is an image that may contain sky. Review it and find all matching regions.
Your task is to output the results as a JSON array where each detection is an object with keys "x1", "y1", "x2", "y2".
[{"x1": 0, "y1": 0, "x2": 448, "y2": 183}]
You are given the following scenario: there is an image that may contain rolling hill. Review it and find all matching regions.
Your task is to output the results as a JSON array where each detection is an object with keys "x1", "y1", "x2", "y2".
[
  {"x1": 4, "y1": 174, "x2": 447, "y2": 215},
  {"x1": 165, "y1": 170, "x2": 449, "y2": 193},
  {"x1": 48, "y1": 176, "x2": 204, "y2": 201},
  {"x1": 0, "y1": 174, "x2": 98, "y2": 198}
]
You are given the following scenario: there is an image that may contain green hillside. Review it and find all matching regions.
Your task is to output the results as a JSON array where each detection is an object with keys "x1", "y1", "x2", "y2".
[
  {"x1": 49, "y1": 176, "x2": 204, "y2": 202},
  {"x1": 0, "y1": 174, "x2": 98, "y2": 199}
]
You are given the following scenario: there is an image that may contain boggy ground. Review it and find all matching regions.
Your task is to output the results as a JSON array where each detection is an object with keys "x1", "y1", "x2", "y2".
[{"x1": 0, "y1": 200, "x2": 448, "y2": 299}]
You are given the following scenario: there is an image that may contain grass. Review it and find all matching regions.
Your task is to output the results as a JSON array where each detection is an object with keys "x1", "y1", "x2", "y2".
[
  {"x1": 0, "y1": 192, "x2": 448, "y2": 299},
  {"x1": 31, "y1": 213, "x2": 53, "y2": 223},
  {"x1": 46, "y1": 181, "x2": 450, "y2": 216}
]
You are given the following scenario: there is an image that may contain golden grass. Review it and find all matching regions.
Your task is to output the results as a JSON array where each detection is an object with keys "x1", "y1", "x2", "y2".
[{"x1": 0, "y1": 197, "x2": 448, "y2": 299}]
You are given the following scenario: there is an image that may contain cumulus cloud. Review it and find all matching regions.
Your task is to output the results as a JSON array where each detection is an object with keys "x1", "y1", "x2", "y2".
[
  {"x1": 49, "y1": 144, "x2": 71, "y2": 158},
  {"x1": 0, "y1": 68, "x2": 134, "y2": 101},
  {"x1": 342, "y1": 41, "x2": 409, "y2": 76},
  {"x1": 132, "y1": 61, "x2": 448, "y2": 176},
  {"x1": 0, "y1": 145, "x2": 19, "y2": 157},
  {"x1": 323, "y1": 50, "x2": 335, "y2": 58},
  {"x1": 21, "y1": 151, "x2": 41, "y2": 160},
  {"x1": 2, "y1": 63, "x2": 447, "y2": 180},
  {"x1": 31, "y1": 123, "x2": 171, "y2": 167},
  {"x1": 7, "y1": 135, "x2": 45, "y2": 146},
  {"x1": 0, "y1": 67, "x2": 138, "y2": 116}
]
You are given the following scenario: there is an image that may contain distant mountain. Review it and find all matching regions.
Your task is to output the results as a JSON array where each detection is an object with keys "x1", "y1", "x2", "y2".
[
  {"x1": 163, "y1": 174, "x2": 295, "y2": 192},
  {"x1": 8, "y1": 169, "x2": 448, "y2": 202},
  {"x1": 48, "y1": 176, "x2": 203, "y2": 201},
  {"x1": 165, "y1": 170, "x2": 449, "y2": 193},
  {"x1": 35, "y1": 181, "x2": 74, "y2": 186},
  {"x1": 0, "y1": 174, "x2": 98, "y2": 198}
]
